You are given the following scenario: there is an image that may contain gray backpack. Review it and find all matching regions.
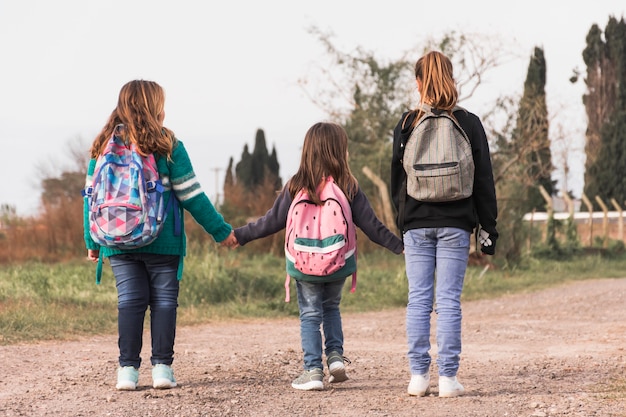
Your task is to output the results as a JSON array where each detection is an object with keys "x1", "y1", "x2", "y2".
[{"x1": 401, "y1": 104, "x2": 474, "y2": 202}]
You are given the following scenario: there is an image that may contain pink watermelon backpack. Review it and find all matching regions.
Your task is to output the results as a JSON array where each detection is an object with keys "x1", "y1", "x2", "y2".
[{"x1": 284, "y1": 176, "x2": 357, "y2": 302}]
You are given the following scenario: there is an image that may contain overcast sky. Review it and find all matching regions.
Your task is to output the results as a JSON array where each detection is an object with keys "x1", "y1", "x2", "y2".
[{"x1": 1, "y1": 0, "x2": 624, "y2": 216}]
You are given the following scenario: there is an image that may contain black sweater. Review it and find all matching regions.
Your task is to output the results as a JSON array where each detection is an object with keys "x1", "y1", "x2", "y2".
[{"x1": 390, "y1": 108, "x2": 498, "y2": 239}]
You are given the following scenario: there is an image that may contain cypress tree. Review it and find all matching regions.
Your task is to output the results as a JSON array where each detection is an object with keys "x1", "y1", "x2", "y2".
[
  {"x1": 511, "y1": 46, "x2": 555, "y2": 212},
  {"x1": 233, "y1": 129, "x2": 282, "y2": 192},
  {"x1": 250, "y1": 129, "x2": 270, "y2": 187},
  {"x1": 224, "y1": 157, "x2": 234, "y2": 189},
  {"x1": 235, "y1": 144, "x2": 253, "y2": 189},
  {"x1": 582, "y1": 16, "x2": 626, "y2": 207},
  {"x1": 223, "y1": 157, "x2": 235, "y2": 202},
  {"x1": 269, "y1": 146, "x2": 282, "y2": 189}
]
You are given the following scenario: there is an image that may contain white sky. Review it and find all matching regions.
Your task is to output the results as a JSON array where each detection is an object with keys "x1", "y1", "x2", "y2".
[{"x1": 1, "y1": 0, "x2": 624, "y2": 216}]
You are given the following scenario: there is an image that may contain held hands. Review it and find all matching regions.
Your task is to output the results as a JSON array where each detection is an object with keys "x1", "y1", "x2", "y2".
[
  {"x1": 479, "y1": 228, "x2": 495, "y2": 255},
  {"x1": 221, "y1": 230, "x2": 239, "y2": 249}
]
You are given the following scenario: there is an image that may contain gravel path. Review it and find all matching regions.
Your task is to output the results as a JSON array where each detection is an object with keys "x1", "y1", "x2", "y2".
[{"x1": 1, "y1": 278, "x2": 625, "y2": 416}]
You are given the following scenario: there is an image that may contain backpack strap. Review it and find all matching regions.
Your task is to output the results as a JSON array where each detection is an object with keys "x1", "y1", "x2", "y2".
[
  {"x1": 165, "y1": 192, "x2": 182, "y2": 237},
  {"x1": 159, "y1": 191, "x2": 183, "y2": 280},
  {"x1": 177, "y1": 255, "x2": 184, "y2": 281},
  {"x1": 284, "y1": 274, "x2": 291, "y2": 303},
  {"x1": 95, "y1": 251, "x2": 103, "y2": 285},
  {"x1": 398, "y1": 176, "x2": 407, "y2": 233},
  {"x1": 397, "y1": 110, "x2": 418, "y2": 233}
]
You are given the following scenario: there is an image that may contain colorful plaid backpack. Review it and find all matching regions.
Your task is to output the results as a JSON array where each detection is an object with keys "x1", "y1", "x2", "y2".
[
  {"x1": 284, "y1": 176, "x2": 357, "y2": 302},
  {"x1": 83, "y1": 125, "x2": 174, "y2": 249}
]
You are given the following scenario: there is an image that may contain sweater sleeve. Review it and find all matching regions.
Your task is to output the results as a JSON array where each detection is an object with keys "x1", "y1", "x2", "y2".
[
  {"x1": 466, "y1": 114, "x2": 498, "y2": 239},
  {"x1": 390, "y1": 111, "x2": 415, "y2": 227},
  {"x1": 234, "y1": 187, "x2": 291, "y2": 246},
  {"x1": 351, "y1": 187, "x2": 404, "y2": 254},
  {"x1": 169, "y1": 141, "x2": 232, "y2": 243}
]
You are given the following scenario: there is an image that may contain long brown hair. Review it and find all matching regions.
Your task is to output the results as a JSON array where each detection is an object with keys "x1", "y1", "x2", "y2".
[
  {"x1": 406, "y1": 51, "x2": 459, "y2": 129},
  {"x1": 89, "y1": 80, "x2": 175, "y2": 158},
  {"x1": 288, "y1": 122, "x2": 358, "y2": 205}
]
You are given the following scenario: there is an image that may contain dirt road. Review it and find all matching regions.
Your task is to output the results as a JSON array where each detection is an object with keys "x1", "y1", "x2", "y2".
[{"x1": 1, "y1": 278, "x2": 625, "y2": 416}]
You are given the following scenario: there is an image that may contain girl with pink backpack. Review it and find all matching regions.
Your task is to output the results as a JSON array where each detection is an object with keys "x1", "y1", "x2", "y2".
[{"x1": 229, "y1": 122, "x2": 403, "y2": 390}]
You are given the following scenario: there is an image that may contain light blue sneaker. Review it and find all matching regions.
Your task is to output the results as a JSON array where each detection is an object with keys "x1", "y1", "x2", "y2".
[
  {"x1": 152, "y1": 364, "x2": 177, "y2": 389},
  {"x1": 116, "y1": 366, "x2": 139, "y2": 390}
]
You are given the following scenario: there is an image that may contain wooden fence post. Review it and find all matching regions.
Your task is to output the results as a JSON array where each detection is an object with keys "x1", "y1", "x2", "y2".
[
  {"x1": 562, "y1": 192, "x2": 575, "y2": 244},
  {"x1": 562, "y1": 193, "x2": 574, "y2": 217},
  {"x1": 581, "y1": 194, "x2": 593, "y2": 246},
  {"x1": 595, "y1": 196, "x2": 609, "y2": 248},
  {"x1": 610, "y1": 198, "x2": 624, "y2": 242},
  {"x1": 361, "y1": 166, "x2": 398, "y2": 235},
  {"x1": 538, "y1": 186, "x2": 553, "y2": 242},
  {"x1": 527, "y1": 209, "x2": 535, "y2": 252}
]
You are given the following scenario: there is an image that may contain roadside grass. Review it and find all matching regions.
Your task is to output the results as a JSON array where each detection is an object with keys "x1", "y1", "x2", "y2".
[
  {"x1": 1, "y1": 249, "x2": 625, "y2": 345},
  {"x1": 462, "y1": 254, "x2": 626, "y2": 301},
  {"x1": 596, "y1": 374, "x2": 626, "y2": 401}
]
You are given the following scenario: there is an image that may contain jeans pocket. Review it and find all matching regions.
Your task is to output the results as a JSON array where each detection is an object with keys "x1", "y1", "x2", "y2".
[{"x1": 440, "y1": 227, "x2": 470, "y2": 248}]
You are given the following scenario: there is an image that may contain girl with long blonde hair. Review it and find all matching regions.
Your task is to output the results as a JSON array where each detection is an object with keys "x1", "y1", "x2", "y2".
[{"x1": 391, "y1": 51, "x2": 498, "y2": 398}]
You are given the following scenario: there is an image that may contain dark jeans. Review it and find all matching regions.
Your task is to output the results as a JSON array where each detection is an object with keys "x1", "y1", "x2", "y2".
[{"x1": 109, "y1": 253, "x2": 180, "y2": 369}]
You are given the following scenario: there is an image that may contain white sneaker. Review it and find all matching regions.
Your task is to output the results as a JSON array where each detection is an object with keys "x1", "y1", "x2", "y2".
[
  {"x1": 438, "y1": 376, "x2": 464, "y2": 397},
  {"x1": 407, "y1": 373, "x2": 430, "y2": 396}
]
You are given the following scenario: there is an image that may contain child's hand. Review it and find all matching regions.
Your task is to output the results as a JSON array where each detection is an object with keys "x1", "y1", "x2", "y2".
[
  {"x1": 221, "y1": 231, "x2": 239, "y2": 249},
  {"x1": 87, "y1": 249, "x2": 99, "y2": 263}
]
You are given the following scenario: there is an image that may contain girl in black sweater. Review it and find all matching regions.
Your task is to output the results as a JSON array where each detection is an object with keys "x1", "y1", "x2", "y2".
[{"x1": 390, "y1": 51, "x2": 498, "y2": 398}]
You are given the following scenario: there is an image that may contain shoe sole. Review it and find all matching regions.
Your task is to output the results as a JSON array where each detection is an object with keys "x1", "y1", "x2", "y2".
[
  {"x1": 153, "y1": 378, "x2": 177, "y2": 389},
  {"x1": 328, "y1": 364, "x2": 348, "y2": 383},
  {"x1": 408, "y1": 387, "x2": 430, "y2": 396},
  {"x1": 116, "y1": 382, "x2": 137, "y2": 390},
  {"x1": 291, "y1": 381, "x2": 324, "y2": 390},
  {"x1": 439, "y1": 390, "x2": 463, "y2": 398}
]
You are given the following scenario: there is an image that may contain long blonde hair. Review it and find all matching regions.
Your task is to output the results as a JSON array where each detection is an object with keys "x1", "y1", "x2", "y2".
[
  {"x1": 288, "y1": 122, "x2": 358, "y2": 205},
  {"x1": 90, "y1": 80, "x2": 175, "y2": 158},
  {"x1": 406, "y1": 51, "x2": 459, "y2": 129}
]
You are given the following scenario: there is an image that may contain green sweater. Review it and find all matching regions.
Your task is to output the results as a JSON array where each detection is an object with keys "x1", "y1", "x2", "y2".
[{"x1": 83, "y1": 139, "x2": 232, "y2": 282}]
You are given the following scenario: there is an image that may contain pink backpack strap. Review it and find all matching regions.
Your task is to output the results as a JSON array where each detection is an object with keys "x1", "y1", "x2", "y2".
[
  {"x1": 328, "y1": 175, "x2": 358, "y2": 294},
  {"x1": 350, "y1": 202, "x2": 357, "y2": 294},
  {"x1": 285, "y1": 274, "x2": 291, "y2": 302}
]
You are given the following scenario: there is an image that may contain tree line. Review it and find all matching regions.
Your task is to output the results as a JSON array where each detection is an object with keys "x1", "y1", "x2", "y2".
[{"x1": 1, "y1": 16, "x2": 625, "y2": 265}]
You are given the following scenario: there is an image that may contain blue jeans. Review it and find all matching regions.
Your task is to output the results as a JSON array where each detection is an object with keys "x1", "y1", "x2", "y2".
[
  {"x1": 295, "y1": 278, "x2": 346, "y2": 370},
  {"x1": 109, "y1": 253, "x2": 180, "y2": 369},
  {"x1": 404, "y1": 227, "x2": 470, "y2": 377}
]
